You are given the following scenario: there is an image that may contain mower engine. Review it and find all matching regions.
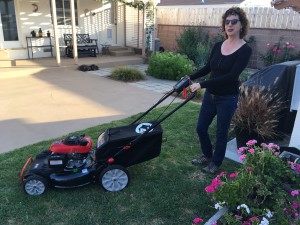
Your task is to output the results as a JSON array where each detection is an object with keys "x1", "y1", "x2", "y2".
[{"x1": 48, "y1": 134, "x2": 93, "y2": 169}]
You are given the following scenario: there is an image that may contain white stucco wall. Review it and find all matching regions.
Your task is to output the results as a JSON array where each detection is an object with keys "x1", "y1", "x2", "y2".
[{"x1": 2, "y1": 0, "x2": 125, "y2": 59}]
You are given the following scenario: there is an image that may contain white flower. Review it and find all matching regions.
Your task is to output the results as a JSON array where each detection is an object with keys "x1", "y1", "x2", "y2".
[
  {"x1": 265, "y1": 209, "x2": 273, "y2": 218},
  {"x1": 259, "y1": 217, "x2": 269, "y2": 225},
  {"x1": 237, "y1": 204, "x2": 250, "y2": 214},
  {"x1": 214, "y1": 203, "x2": 221, "y2": 209}
]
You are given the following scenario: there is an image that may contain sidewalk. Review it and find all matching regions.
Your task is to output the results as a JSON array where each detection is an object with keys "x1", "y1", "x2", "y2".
[
  {"x1": 0, "y1": 61, "x2": 177, "y2": 153},
  {"x1": 87, "y1": 64, "x2": 177, "y2": 94},
  {"x1": 0, "y1": 58, "x2": 240, "y2": 163}
]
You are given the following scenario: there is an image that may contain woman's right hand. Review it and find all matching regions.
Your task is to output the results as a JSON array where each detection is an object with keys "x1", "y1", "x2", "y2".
[{"x1": 190, "y1": 83, "x2": 201, "y2": 92}]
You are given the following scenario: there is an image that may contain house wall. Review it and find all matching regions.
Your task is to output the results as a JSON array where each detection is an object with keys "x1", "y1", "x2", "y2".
[
  {"x1": 4, "y1": 0, "x2": 126, "y2": 59},
  {"x1": 157, "y1": 6, "x2": 300, "y2": 69}
]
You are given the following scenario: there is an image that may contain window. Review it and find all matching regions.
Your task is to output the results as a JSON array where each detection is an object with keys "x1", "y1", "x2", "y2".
[
  {"x1": 0, "y1": 0, "x2": 19, "y2": 41},
  {"x1": 50, "y1": 0, "x2": 78, "y2": 26}
]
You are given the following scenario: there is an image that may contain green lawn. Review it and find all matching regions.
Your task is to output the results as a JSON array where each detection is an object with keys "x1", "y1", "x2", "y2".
[{"x1": 0, "y1": 102, "x2": 240, "y2": 225}]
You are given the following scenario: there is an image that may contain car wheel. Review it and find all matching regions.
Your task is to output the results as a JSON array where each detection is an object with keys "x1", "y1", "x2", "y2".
[
  {"x1": 23, "y1": 175, "x2": 47, "y2": 195},
  {"x1": 99, "y1": 165, "x2": 129, "y2": 192}
]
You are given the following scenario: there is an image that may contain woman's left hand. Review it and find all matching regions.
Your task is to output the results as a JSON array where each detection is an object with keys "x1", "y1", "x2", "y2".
[{"x1": 190, "y1": 83, "x2": 201, "y2": 92}]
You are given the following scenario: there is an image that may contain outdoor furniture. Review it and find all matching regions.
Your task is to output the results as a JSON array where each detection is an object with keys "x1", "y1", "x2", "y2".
[
  {"x1": 63, "y1": 34, "x2": 99, "y2": 57},
  {"x1": 26, "y1": 36, "x2": 53, "y2": 59}
]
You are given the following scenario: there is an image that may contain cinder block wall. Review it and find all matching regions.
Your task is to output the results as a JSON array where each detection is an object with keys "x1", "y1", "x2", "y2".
[{"x1": 157, "y1": 24, "x2": 300, "y2": 69}]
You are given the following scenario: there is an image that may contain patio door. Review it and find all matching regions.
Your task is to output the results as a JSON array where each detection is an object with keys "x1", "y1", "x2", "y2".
[{"x1": 0, "y1": 0, "x2": 20, "y2": 49}]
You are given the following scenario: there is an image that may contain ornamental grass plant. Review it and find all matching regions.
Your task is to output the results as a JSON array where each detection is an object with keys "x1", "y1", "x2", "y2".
[
  {"x1": 232, "y1": 85, "x2": 284, "y2": 141},
  {"x1": 109, "y1": 66, "x2": 146, "y2": 82}
]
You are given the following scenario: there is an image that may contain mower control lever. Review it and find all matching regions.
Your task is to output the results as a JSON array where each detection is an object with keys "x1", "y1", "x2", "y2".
[{"x1": 173, "y1": 76, "x2": 190, "y2": 93}]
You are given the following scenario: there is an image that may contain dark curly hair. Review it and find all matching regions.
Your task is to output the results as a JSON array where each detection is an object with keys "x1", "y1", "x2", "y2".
[{"x1": 221, "y1": 7, "x2": 249, "y2": 39}]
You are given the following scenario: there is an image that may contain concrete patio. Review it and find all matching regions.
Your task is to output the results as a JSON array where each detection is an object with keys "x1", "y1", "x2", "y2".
[{"x1": 0, "y1": 54, "x2": 179, "y2": 153}]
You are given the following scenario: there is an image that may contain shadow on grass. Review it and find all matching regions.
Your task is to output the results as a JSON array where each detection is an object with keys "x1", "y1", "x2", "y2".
[{"x1": 0, "y1": 103, "x2": 241, "y2": 225}]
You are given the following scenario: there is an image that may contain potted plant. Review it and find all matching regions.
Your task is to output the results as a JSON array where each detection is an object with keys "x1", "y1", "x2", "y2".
[
  {"x1": 232, "y1": 85, "x2": 284, "y2": 148},
  {"x1": 30, "y1": 30, "x2": 36, "y2": 37},
  {"x1": 199, "y1": 140, "x2": 300, "y2": 224}
]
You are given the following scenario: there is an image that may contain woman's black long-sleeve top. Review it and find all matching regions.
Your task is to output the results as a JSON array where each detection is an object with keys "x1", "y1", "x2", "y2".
[{"x1": 189, "y1": 41, "x2": 252, "y2": 96}]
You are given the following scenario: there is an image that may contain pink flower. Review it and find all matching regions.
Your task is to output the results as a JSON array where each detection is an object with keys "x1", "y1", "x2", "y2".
[
  {"x1": 229, "y1": 173, "x2": 237, "y2": 179},
  {"x1": 294, "y1": 213, "x2": 299, "y2": 219},
  {"x1": 235, "y1": 214, "x2": 243, "y2": 219},
  {"x1": 273, "y1": 46, "x2": 278, "y2": 51},
  {"x1": 296, "y1": 164, "x2": 300, "y2": 173},
  {"x1": 193, "y1": 217, "x2": 204, "y2": 224},
  {"x1": 242, "y1": 222, "x2": 251, "y2": 225},
  {"x1": 211, "y1": 177, "x2": 222, "y2": 188},
  {"x1": 267, "y1": 143, "x2": 280, "y2": 150},
  {"x1": 219, "y1": 171, "x2": 227, "y2": 177},
  {"x1": 205, "y1": 185, "x2": 215, "y2": 193},
  {"x1": 237, "y1": 147, "x2": 245, "y2": 154},
  {"x1": 293, "y1": 201, "x2": 299, "y2": 209},
  {"x1": 290, "y1": 162, "x2": 295, "y2": 170},
  {"x1": 291, "y1": 190, "x2": 299, "y2": 197},
  {"x1": 245, "y1": 166, "x2": 253, "y2": 171},
  {"x1": 239, "y1": 154, "x2": 247, "y2": 161},
  {"x1": 249, "y1": 216, "x2": 260, "y2": 221},
  {"x1": 246, "y1": 140, "x2": 257, "y2": 146},
  {"x1": 277, "y1": 49, "x2": 281, "y2": 54},
  {"x1": 212, "y1": 222, "x2": 217, "y2": 225},
  {"x1": 248, "y1": 148, "x2": 255, "y2": 154}
]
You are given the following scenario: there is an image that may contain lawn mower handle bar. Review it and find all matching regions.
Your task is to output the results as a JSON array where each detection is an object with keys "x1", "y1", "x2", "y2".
[
  {"x1": 130, "y1": 76, "x2": 191, "y2": 125},
  {"x1": 129, "y1": 90, "x2": 196, "y2": 147}
]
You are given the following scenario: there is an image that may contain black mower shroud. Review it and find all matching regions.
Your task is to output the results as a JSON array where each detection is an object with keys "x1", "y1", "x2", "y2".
[{"x1": 20, "y1": 76, "x2": 194, "y2": 195}]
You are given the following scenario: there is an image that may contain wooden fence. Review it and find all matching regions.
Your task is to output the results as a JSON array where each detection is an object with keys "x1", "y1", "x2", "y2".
[{"x1": 157, "y1": 6, "x2": 300, "y2": 30}]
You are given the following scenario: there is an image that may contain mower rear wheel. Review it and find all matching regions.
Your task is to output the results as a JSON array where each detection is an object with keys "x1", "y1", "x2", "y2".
[
  {"x1": 99, "y1": 165, "x2": 129, "y2": 192},
  {"x1": 23, "y1": 175, "x2": 47, "y2": 195}
]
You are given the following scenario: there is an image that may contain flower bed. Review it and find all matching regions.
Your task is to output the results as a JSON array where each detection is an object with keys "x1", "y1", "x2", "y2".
[{"x1": 193, "y1": 140, "x2": 300, "y2": 224}]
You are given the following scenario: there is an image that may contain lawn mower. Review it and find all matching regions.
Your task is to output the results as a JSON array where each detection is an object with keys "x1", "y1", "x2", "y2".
[{"x1": 20, "y1": 76, "x2": 195, "y2": 195}]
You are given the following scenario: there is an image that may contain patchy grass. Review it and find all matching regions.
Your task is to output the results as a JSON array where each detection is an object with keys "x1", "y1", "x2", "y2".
[{"x1": 0, "y1": 103, "x2": 240, "y2": 225}]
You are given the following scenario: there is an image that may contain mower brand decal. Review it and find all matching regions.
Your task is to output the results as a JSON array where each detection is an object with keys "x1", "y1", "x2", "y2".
[
  {"x1": 34, "y1": 164, "x2": 39, "y2": 169},
  {"x1": 49, "y1": 160, "x2": 63, "y2": 165},
  {"x1": 135, "y1": 123, "x2": 153, "y2": 134},
  {"x1": 82, "y1": 169, "x2": 88, "y2": 174}
]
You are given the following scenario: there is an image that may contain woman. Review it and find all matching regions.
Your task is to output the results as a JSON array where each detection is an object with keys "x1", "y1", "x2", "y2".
[{"x1": 189, "y1": 7, "x2": 252, "y2": 174}]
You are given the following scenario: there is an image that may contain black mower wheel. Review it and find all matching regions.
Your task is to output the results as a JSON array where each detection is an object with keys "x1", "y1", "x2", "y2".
[
  {"x1": 23, "y1": 175, "x2": 47, "y2": 196},
  {"x1": 99, "y1": 165, "x2": 129, "y2": 192}
]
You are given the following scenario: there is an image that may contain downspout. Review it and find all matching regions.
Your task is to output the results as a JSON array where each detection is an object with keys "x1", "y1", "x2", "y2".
[
  {"x1": 124, "y1": 3, "x2": 126, "y2": 47},
  {"x1": 51, "y1": 0, "x2": 61, "y2": 66},
  {"x1": 70, "y1": 0, "x2": 78, "y2": 64}
]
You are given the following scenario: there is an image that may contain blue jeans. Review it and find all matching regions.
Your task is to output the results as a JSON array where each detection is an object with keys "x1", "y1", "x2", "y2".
[{"x1": 196, "y1": 91, "x2": 238, "y2": 166}]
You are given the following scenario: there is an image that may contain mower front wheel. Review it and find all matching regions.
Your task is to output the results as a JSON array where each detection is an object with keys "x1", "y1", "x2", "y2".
[
  {"x1": 23, "y1": 175, "x2": 47, "y2": 196},
  {"x1": 99, "y1": 165, "x2": 129, "y2": 192}
]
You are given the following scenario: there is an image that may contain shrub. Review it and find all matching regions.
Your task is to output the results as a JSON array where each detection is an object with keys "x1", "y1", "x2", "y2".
[
  {"x1": 239, "y1": 69, "x2": 250, "y2": 83},
  {"x1": 259, "y1": 36, "x2": 300, "y2": 67},
  {"x1": 201, "y1": 141, "x2": 300, "y2": 224},
  {"x1": 109, "y1": 67, "x2": 145, "y2": 82},
  {"x1": 176, "y1": 26, "x2": 208, "y2": 64},
  {"x1": 145, "y1": 52, "x2": 195, "y2": 81}
]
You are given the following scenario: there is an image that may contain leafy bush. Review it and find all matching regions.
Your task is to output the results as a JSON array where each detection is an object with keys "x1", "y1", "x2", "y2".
[
  {"x1": 176, "y1": 26, "x2": 208, "y2": 64},
  {"x1": 109, "y1": 67, "x2": 145, "y2": 82},
  {"x1": 202, "y1": 141, "x2": 300, "y2": 224},
  {"x1": 146, "y1": 52, "x2": 195, "y2": 80},
  {"x1": 239, "y1": 69, "x2": 250, "y2": 83},
  {"x1": 259, "y1": 36, "x2": 300, "y2": 67}
]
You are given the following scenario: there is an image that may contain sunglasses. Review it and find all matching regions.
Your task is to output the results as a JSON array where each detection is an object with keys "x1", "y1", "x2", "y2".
[{"x1": 225, "y1": 19, "x2": 240, "y2": 25}]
